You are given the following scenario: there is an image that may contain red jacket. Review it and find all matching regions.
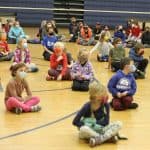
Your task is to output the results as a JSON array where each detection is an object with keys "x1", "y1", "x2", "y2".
[
  {"x1": 50, "y1": 53, "x2": 68, "y2": 76},
  {"x1": 0, "y1": 41, "x2": 10, "y2": 52}
]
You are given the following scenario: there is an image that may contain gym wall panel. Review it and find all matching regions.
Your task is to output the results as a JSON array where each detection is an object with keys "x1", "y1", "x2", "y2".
[
  {"x1": 0, "y1": 0, "x2": 54, "y2": 26},
  {"x1": 84, "y1": 0, "x2": 150, "y2": 27}
]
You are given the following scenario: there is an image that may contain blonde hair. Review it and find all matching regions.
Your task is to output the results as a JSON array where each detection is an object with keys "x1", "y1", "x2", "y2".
[
  {"x1": 17, "y1": 38, "x2": 27, "y2": 49},
  {"x1": 89, "y1": 80, "x2": 107, "y2": 98},
  {"x1": 54, "y1": 42, "x2": 65, "y2": 50},
  {"x1": 77, "y1": 48, "x2": 89, "y2": 61}
]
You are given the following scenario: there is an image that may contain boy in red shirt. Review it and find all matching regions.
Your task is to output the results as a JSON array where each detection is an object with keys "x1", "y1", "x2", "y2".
[
  {"x1": 127, "y1": 20, "x2": 142, "y2": 43},
  {"x1": 46, "y1": 42, "x2": 71, "y2": 81}
]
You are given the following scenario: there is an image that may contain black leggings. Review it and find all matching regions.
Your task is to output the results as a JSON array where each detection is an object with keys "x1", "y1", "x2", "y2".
[
  {"x1": 111, "y1": 61, "x2": 121, "y2": 72},
  {"x1": 136, "y1": 58, "x2": 148, "y2": 72},
  {"x1": 43, "y1": 51, "x2": 52, "y2": 61},
  {"x1": 72, "y1": 80, "x2": 90, "y2": 91}
]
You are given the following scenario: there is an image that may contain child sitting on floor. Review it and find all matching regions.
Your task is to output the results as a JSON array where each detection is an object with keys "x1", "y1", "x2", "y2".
[
  {"x1": 77, "y1": 24, "x2": 95, "y2": 46},
  {"x1": 73, "y1": 79, "x2": 123, "y2": 147},
  {"x1": 8, "y1": 20, "x2": 28, "y2": 44},
  {"x1": 71, "y1": 48, "x2": 94, "y2": 91},
  {"x1": 90, "y1": 32, "x2": 113, "y2": 62},
  {"x1": 129, "y1": 43, "x2": 148, "y2": 79},
  {"x1": 108, "y1": 57, "x2": 138, "y2": 111},
  {"x1": 5, "y1": 63, "x2": 41, "y2": 114},
  {"x1": 108, "y1": 38, "x2": 126, "y2": 72},
  {"x1": 42, "y1": 27, "x2": 58, "y2": 61},
  {"x1": 46, "y1": 42, "x2": 71, "y2": 81},
  {"x1": 0, "y1": 30, "x2": 14, "y2": 61},
  {"x1": 13, "y1": 38, "x2": 39, "y2": 72}
]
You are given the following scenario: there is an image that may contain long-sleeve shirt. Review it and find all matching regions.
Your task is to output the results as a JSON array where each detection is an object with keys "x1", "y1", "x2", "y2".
[
  {"x1": 90, "y1": 41, "x2": 113, "y2": 56},
  {"x1": 114, "y1": 30, "x2": 126, "y2": 42},
  {"x1": 71, "y1": 61, "x2": 94, "y2": 81},
  {"x1": 80, "y1": 27, "x2": 93, "y2": 40},
  {"x1": 50, "y1": 53, "x2": 68, "y2": 76},
  {"x1": 129, "y1": 48, "x2": 143, "y2": 67},
  {"x1": 73, "y1": 102, "x2": 110, "y2": 128},
  {"x1": 109, "y1": 47, "x2": 125, "y2": 62},
  {"x1": 8, "y1": 26, "x2": 26, "y2": 39},
  {"x1": 108, "y1": 70, "x2": 137, "y2": 97},
  {"x1": 0, "y1": 41, "x2": 10, "y2": 53},
  {"x1": 130, "y1": 26, "x2": 141, "y2": 37},
  {"x1": 14, "y1": 48, "x2": 31, "y2": 64},
  {"x1": 68, "y1": 23, "x2": 78, "y2": 35}
]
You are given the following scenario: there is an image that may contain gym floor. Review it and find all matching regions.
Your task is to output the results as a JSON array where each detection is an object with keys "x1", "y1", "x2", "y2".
[{"x1": 0, "y1": 28, "x2": 150, "y2": 150}]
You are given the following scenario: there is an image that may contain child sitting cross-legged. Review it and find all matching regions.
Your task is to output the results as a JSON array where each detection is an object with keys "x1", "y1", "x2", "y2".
[
  {"x1": 71, "y1": 48, "x2": 94, "y2": 91},
  {"x1": 73, "y1": 79, "x2": 123, "y2": 147},
  {"x1": 5, "y1": 63, "x2": 41, "y2": 114},
  {"x1": 46, "y1": 42, "x2": 71, "y2": 81}
]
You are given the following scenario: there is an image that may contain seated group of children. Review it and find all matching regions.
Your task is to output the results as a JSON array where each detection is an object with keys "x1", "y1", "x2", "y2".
[{"x1": 0, "y1": 17, "x2": 149, "y2": 148}]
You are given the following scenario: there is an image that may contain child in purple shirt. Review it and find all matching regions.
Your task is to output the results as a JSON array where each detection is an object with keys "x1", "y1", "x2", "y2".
[{"x1": 71, "y1": 48, "x2": 94, "y2": 91}]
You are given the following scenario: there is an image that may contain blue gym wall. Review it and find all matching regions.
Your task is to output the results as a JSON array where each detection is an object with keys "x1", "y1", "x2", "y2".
[
  {"x1": 84, "y1": 0, "x2": 150, "y2": 27},
  {"x1": 0, "y1": 0, "x2": 149, "y2": 27},
  {"x1": 0, "y1": 0, "x2": 54, "y2": 26}
]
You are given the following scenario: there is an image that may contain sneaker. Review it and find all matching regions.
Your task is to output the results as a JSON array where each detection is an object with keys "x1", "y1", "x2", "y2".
[
  {"x1": 89, "y1": 136, "x2": 102, "y2": 147},
  {"x1": 31, "y1": 105, "x2": 42, "y2": 112},
  {"x1": 13, "y1": 107, "x2": 23, "y2": 114},
  {"x1": 128, "y1": 103, "x2": 138, "y2": 109}
]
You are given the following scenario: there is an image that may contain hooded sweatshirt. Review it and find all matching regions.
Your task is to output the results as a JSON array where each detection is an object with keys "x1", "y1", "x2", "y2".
[
  {"x1": 108, "y1": 70, "x2": 136, "y2": 97},
  {"x1": 129, "y1": 48, "x2": 143, "y2": 67},
  {"x1": 72, "y1": 102, "x2": 110, "y2": 128}
]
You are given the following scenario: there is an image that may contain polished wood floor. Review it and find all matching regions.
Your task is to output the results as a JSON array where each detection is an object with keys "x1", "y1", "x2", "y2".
[{"x1": 0, "y1": 28, "x2": 150, "y2": 150}]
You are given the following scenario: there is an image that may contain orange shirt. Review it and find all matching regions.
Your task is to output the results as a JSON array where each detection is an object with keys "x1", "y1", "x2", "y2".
[{"x1": 80, "y1": 27, "x2": 93, "y2": 40}]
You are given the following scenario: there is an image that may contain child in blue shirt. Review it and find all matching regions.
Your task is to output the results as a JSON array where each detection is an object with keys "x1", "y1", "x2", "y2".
[
  {"x1": 42, "y1": 27, "x2": 58, "y2": 61},
  {"x1": 8, "y1": 21, "x2": 27, "y2": 44},
  {"x1": 129, "y1": 43, "x2": 148, "y2": 79},
  {"x1": 108, "y1": 57, "x2": 138, "y2": 111}
]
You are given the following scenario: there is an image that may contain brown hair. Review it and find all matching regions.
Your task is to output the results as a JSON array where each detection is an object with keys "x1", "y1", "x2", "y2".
[
  {"x1": 112, "y1": 38, "x2": 122, "y2": 45},
  {"x1": 10, "y1": 63, "x2": 27, "y2": 77},
  {"x1": 120, "y1": 57, "x2": 131, "y2": 70},
  {"x1": 134, "y1": 43, "x2": 144, "y2": 53}
]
